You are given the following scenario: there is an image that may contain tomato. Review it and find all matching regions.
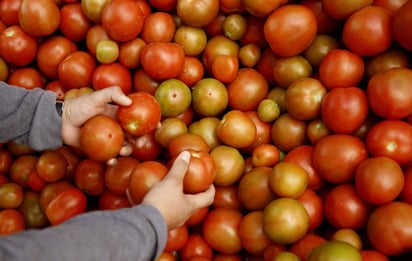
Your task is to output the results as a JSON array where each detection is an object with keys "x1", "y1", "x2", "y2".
[
  {"x1": 366, "y1": 119, "x2": 412, "y2": 165},
  {"x1": 321, "y1": 0, "x2": 373, "y2": 20},
  {"x1": 227, "y1": 68, "x2": 268, "y2": 111},
  {"x1": 36, "y1": 36, "x2": 78, "y2": 79},
  {"x1": 264, "y1": 5, "x2": 317, "y2": 57},
  {"x1": 269, "y1": 161, "x2": 309, "y2": 198},
  {"x1": 360, "y1": 250, "x2": 390, "y2": 261},
  {"x1": 210, "y1": 55, "x2": 239, "y2": 84},
  {"x1": 179, "y1": 234, "x2": 214, "y2": 261},
  {"x1": 0, "y1": 209, "x2": 25, "y2": 235},
  {"x1": 0, "y1": 25, "x2": 37, "y2": 67},
  {"x1": 117, "y1": 92, "x2": 161, "y2": 137},
  {"x1": 39, "y1": 181, "x2": 73, "y2": 211},
  {"x1": 237, "y1": 167, "x2": 275, "y2": 211},
  {"x1": 342, "y1": 6, "x2": 393, "y2": 57},
  {"x1": 0, "y1": 182, "x2": 23, "y2": 208},
  {"x1": 364, "y1": 46, "x2": 410, "y2": 80},
  {"x1": 127, "y1": 160, "x2": 167, "y2": 204},
  {"x1": 263, "y1": 198, "x2": 309, "y2": 245},
  {"x1": 367, "y1": 201, "x2": 412, "y2": 256},
  {"x1": 176, "y1": 0, "x2": 220, "y2": 27},
  {"x1": 0, "y1": 0, "x2": 22, "y2": 26},
  {"x1": 58, "y1": 51, "x2": 96, "y2": 90},
  {"x1": 98, "y1": 190, "x2": 131, "y2": 210},
  {"x1": 401, "y1": 166, "x2": 412, "y2": 204},
  {"x1": 243, "y1": 111, "x2": 272, "y2": 152},
  {"x1": 45, "y1": 187, "x2": 87, "y2": 225},
  {"x1": 321, "y1": 87, "x2": 369, "y2": 134},
  {"x1": 185, "y1": 206, "x2": 209, "y2": 227},
  {"x1": 92, "y1": 63, "x2": 132, "y2": 94},
  {"x1": 331, "y1": 228, "x2": 363, "y2": 250},
  {"x1": 188, "y1": 117, "x2": 221, "y2": 151},
  {"x1": 140, "y1": 11, "x2": 176, "y2": 43},
  {"x1": 301, "y1": 0, "x2": 342, "y2": 34},
  {"x1": 35, "y1": 150, "x2": 67, "y2": 183},
  {"x1": 251, "y1": 143, "x2": 280, "y2": 168},
  {"x1": 324, "y1": 183, "x2": 372, "y2": 229},
  {"x1": 212, "y1": 184, "x2": 242, "y2": 210},
  {"x1": 285, "y1": 77, "x2": 327, "y2": 121},
  {"x1": 174, "y1": 25, "x2": 208, "y2": 57},
  {"x1": 355, "y1": 156, "x2": 404, "y2": 205},
  {"x1": 131, "y1": 132, "x2": 163, "y2": 161},
  {"x1": 105, "y1": 156, "x2": 139, "y2": 196},
  {"x1": 7, "y1": 67, "x2": 44, "y2": 90},
  {"x1": 202, "y1": 207, "x2": 243, "y2": 254},
  {"x1": 81, "y1": 0, "x2": 111, "y2": 23},
  {"x1": 141, "y1": 42, "x2": 185, "y2": 81},
  {"x1": 210, "y1": 145, "x2": 245, "y2": 186},
  {"x1": 18, "y1": 0, "x2": 60, "y2": 37},
  {"x1": 393, "y1": 0, "x2": 412, "y2": 51},
  {"x1": 289, "y1": 233, "x2": 327, "y2": 260},
  {"x1": 239, "y1": 211, "x2": 272, "y2": 257},
  {"x1": 119, "y1": 37, "x2": 146, "y2": 69},
  {"x1": 313, "y1": 134, "x2": 368, "y2": 184},
  {"x1": 18, "y1": 190, "x2": 49, "y2": 229},
  {"x1": 155, "y1": 118, "x2": 188, "y2": 149},
  {"x1": 165, "y1": 224, "x2": 189, "y2": 252},
  {"x1": 217, "y1": 110, "x2": 257, "y2": 149},
  {"x1": 168, "y1": 132, "x2": 210, "y2": 158},
  {"x1": 240, "y1": 15, "x2": 266, "y2": 49},
  {"x1": 271, "y1": 113, "x2": 307, "y2": 152},
  {"x1": 73, "y1": 158, "x2": 106, "y2": 196},
  {"x1": 101, "y1": 0, "x2": 144, "y2": 42},
  {"x1": 273, "y1": 55, "x2": 313, "y2": 89},
  {"x1": 9, "y1": 155, "x2": 38, "y2": 189},
  {"x1": 296, "y1": 188, "x2": 324, "y2": 231},
  {"x1": 306, "y1": 240, "x2": 362, "y2": 261},
  {"x1": 367, "y1": 67, "x2": 412, "y2": 120},
  {"x1": 319, "y1": 49, "x2": 365, "y2": 89},
  {"x1": 85, "y1": 24, "x2": 110, "y2": 56},
  {"x1": 0, "y1": 148, "x2": 12, "y2": 175},
  {"x1": 202, "y1": 35, "x2": 240, "y2": 73},
  {"x1": 59, "y1": 2, "x2": 92, "y2": 42}
]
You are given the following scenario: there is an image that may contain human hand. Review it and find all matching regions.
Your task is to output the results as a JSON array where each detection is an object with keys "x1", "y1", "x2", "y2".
[
  {"x1": 141, "y1": 150, "x2": 216, "y2": 230},
  {"x1": 61, "y1": 86, "x2": 133, "y2": 159}
]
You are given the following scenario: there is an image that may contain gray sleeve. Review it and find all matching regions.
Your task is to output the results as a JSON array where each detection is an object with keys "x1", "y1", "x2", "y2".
[
  {"x1": 0, "y1": 205, "x2": 168, "y2": 261},
  {"x1": 0, "y1": 82, "x2": 63, "y2": 151}
]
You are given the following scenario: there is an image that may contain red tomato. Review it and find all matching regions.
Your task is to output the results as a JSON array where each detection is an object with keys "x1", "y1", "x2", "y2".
[
  {"x1": 131, "y1": 132, "x2": 163, "y2": 161},
  {"x1": 140, "y1": 11, "x2": 176, "y2": 43},
  {"x1": 117, "y1": 92, "x2": 162, "y2": 136},
  {"x1": 98, "y1": 190, "x2": 131, "y2": 210},
  {"x1": 401, "y1": 166, "x2": 412, "y2": 204},
  {"x1": 58, "y1": 51, "x2": 96, "y2": 90},
  {"x1": 0, "y1": 25, "x2": 37, "y2": 67},
  {"x1": 0, "y1": 209, "x2": 25, "y2": 235},
  {"x1": 179, "y1": 234, "x2": 214, "y2": 261},
  {"x1": 45, "y1": 187, "x2": 87, "y2": 226},
  {"x1": 140, "y1": 42, "x2": 186, "y2": 81},
  {"x1": 238, "y1": 211, "x2": 272, "y2": 257},
  {"x1": 73, "y1": 158, "x2": 106, "y2": 196},
  {"x1": 39, "y1": 181, "x2": 73, "y2": 211},
  {"x1": 393, "y1": 0, "x2": 412, "y2": 51},
  {"x1": 105, "y1": 156, "x2": 139, "y2": 196},
  {"x1": 324, "y1": 183, "x2": 373, "y2": 229},
  {"x1": 319, "y1": 49, "x2": 365, "y2": 89},
  {"x1": 321, "y1": 87, "x2": 369, "y2": 134},
  {"x1": 321, "y1": 0, "x2": 373, "y2": 20},
  {"x1": 164, "y1": 224, "x2": 189, "y2": 252},
  {"x1": 342, "y1": 6, "x2": 393, "y2": 56},
  {"x1": 202, "y1": 207, "x2": 243, "y2": 254},
  {"x1": 313, "y1": 134, "x2": 368, "y2": 184},
  {"x1": 59, "y1": 2, "x2": 92, "y2": 42},
  {"x1": 367, "y1": 67, "x2": 412, "y2": 120},
  {"x1": 367, "y1": 201, "x2": 412, "y2": 256},
  {"x1": 355, "y1": 156, "x2": 405, "y2": 205},
  {"x1": 101, "y1": 0, "x2": 144, "y2": 42},
  {"x1": 7, "y1": 67, "x2": 44, "y2": 90},
  {"x1": 366, "y1": 120, "x2": 412, "y2": 165},
  {"x1": 212, "y1": 184, "x2": 243, "y2": 210},
  {"x1": 18, "y1": 0, "x2": 60, "y2": 37},
  {"x1": 264, "y1": 4, "x2": 317, "y2": 57},
  {"x1": 296, "y1": 188, "x2": 324, "y2": 231},
  {"x1": 92, "y1": 63, "x2": 132, "y2": 94},
  {"x1": 0, "y1": 149, "x2": 12, "y2": 175},
  {"x1": 0, "y1": 0, "x2": 22, "y2": 26},
  {"x1": 289, "y1": 233, "x2": 327, "y2": 261},
  {"x1": 36, "y1": 150, "x2": 67, "y2": 183},
  {"x1": 360, "y1": 250, "x2": 390, "y2": 261}
]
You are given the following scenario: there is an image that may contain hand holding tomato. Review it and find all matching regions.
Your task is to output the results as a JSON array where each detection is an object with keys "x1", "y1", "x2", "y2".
[
  {"x1": 141, "y1": 151, "x2": 215, "y2": 230},
  {"x1": 61, "y1": 86, "x2": 133, "y2": 157}
]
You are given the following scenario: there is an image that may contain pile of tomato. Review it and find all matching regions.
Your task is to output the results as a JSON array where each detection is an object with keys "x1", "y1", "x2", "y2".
[{"x1": 1, "y1": 0, "x2": 412, "y2": 260}]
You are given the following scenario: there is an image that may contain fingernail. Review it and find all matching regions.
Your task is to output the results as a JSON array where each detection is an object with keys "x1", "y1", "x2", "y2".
[{"x1": 180, "y1": 150, "x2": 190, "y2": 162}]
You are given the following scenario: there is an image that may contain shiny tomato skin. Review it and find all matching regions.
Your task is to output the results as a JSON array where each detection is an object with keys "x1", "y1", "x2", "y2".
[
  {"x1": 59, "y1": 2, "x2": 92, "y2": 42},
  {"x1": 92, "y1": 63, "x2": 132, "y2": 94},
  {"x1": 45, "y1": 187, "x2": 87, "y2": 226},
  {"x1": 73, "y1": 158, "x2": 106, "y2": 196},
  {"x1": 0, "y1": 25, "x2": 37, "y2": 67},
  {"x1": 393, "y1": 0, "x2": 412, "y2": 51},
  {"x1": 117, "y1": 92, "x2": 162, "y2": 136},
  {"x1": 263, "y1": 4, "x2": 317, "y2": 57},
  {"x1": 179, "y1": 234, "x2": 214, "y2": 261},
  {"x1": 313, "y1": 134, "x2": 368, "y2": 184},
  {"x1": 18, "y1": 0, "x2": 60, "y2": 37},
  {"x1": 321, "y1": 87, "x2": 369, "y2": 134},
  {"x1": 58, "y1": 51, "x2": 96, "y2": 90},
  {"x1": 0, "y1": 209, "x2": 25, "y2": 235},
  {"x1": 140, "y1": 42, "x2": 185, "y2": 81},
  {"x1": 367, "y1": 67, "x2": 412, "y2": 120},
  {"x1": 7, "y1": 67, "x2": 44, "y2": 90},
  {"x1": 101, "y1": 0, "x2": 144, "y2": 42},
  {"x1": 366, "y1": 120, "x2": 412, "y2": 165},
  {"x1": 0, "y1": 0, "x2": 22, "y2": 26}
]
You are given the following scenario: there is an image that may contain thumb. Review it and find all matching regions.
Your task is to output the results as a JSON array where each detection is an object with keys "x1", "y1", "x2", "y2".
[
  {"x1": 165, "y1": 150, "x2": 191, "y2": 184},
  {"x1": 92, "y1": 86, "x2": 132, "y2": 107}
]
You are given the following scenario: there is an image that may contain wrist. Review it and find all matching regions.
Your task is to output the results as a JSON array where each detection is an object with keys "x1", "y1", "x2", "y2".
[{"x1": 55, "y1": 100, "x2": 64, "y2": 117}]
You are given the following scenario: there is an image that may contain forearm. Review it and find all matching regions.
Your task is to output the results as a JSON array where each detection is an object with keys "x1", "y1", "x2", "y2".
[
  {"x1": 0, "y1": 205, "x2": 168, "y2": 261},
  {"x1": 0, "y1": 82, "x2": 62, "y2": 151}
]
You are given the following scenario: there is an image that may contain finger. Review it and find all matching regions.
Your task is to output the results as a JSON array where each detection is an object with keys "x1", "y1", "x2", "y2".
[
  {"x1": 119, "y1": 142, "x2": 134, "y2": 156},
  {"x1": 93, "y1": 86, "x2": 132, "y2": 107},
  {"x1": 165, "y1": 150, "x2": 191, "y2": 183},
  {"x1": 106, "y1": 158, "x2": 118, "y2": 167},
  {"x1": 188, "y1": 184, "x2": 216, "y2": 209}
]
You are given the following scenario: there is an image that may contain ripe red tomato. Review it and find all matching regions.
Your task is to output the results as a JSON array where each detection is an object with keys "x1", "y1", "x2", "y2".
[
  {"x1": 36, "y1": 150, "x2": 67, "y2": 183},
  {"x1": 92, "y1": 63, "x2": 132, "y2": 94},
  {"x1": 321, "y1": 0, "x2": 373, "y2": 20},
  {"x1": 296, "y1": 188, "x2": 324, "y2": 231},
  {"x1": 58, "y1": 50, "x2": 96, "y2": 90},
  {"x1": 176, "y1": 0, "x2": 220, "y2": 27},
  {"x1": 45, "y1": 187, "x2": 87, "y2": 225},
  {"x1": 0, "y1": 0, "x2": 22, "y2": 26},
  {"x1": 393, "y1": 0, "x2": 412, "y2": 51},
  {"x1": 366, "y1": 119, "x2": 412, "y2": 165},
  {"x1": 179, "y1": 234, "x2": 214, "y2": 261},
  {"x1": 73, "y1": 158, "x2": 106, "y2": 196},
  {"x1": 367, "y1": 67, "x2": 412, "y2": 120},
  {"x1": 313, "y1": 134, "x2": 368, "y2": 184},
  {"x1": 0, "y1": 148, "x2": 12, "y2": 175},
  {"x1": 101, "y1": 0, "x2": 144, "y2": 42},
  {"x1": 164, "y1": 224, "x2": 189, "y2": 252},
  {"x1": 131, "y1": 132, "x2": 163, "y2": 161},
  {"x1": 98, "y1": 190, "x2": 131, "y2": 210},
  {"x1": 18, "y1": 0, "x2": 60, "y2": 37},
  {"x1": 321, "y1": 87, "x2": 369, "y2": 134},
  {"x1": 0, "y1": 209, "x2": 26, "y2": 235},
  {"x1": 7, "y1": 67, "x2": 44, "y2": 90},
  {"x1": 0, "y1": 25, "x2": 37, "y2": 67},
  {"x1": 289, "y1": 233, "x2": 327, "y2": 261},
  {"x1": 239, "y1": 211, "x2": 272, "y2": 257},
  {"x1": 264, "y1": 4, "x2": 317, "y2": 57},
  {"x1": 355, "y1": 156, "x2": 404, "y2": 205},
  {"x1": 140, "y1": 42, "x2": 186, "y2": 80},
  {"x1": 105, "y1": 156, "x2": 139, "y2": 196},
  {"x1": 117, "y1": 92, "x2": 162, "y2": 137},
  {"x1": 342, "y1": 6, "x2": 393, "y2": 57},
  {"x1": 140, "y1": 11, "x2": 176, "y2": 43},
  {"x1": 79, "y1": 115, "x2": 125, "y2": 162},
  {"x1": 0, "y1": 182, "x2": 24, "y2": 209},
  {"x1": 217, "y1": 110, "x2": 257, "y2": 149},
  {"x1": 324, "y1": 183, "x2": 373, "y2": 230},
  {"x1": 319, "y1": 49, "x2": 365, "y2": 89},
  {"x1": 367, "y1": 201, "x2": 412, "y2": 256},
  {"x1": 202, "y1": 207, "x2": 243, "y2": 254},
  {"x1": 59, "y1": 2, "x2": 92, "y2": 42}
]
